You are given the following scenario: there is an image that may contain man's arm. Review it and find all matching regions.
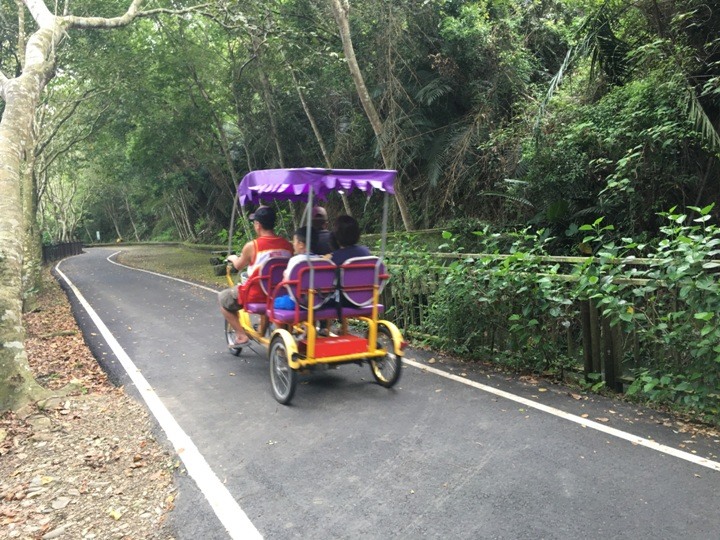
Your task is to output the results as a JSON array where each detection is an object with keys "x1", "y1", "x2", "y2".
[{"x1": 228, "y1": 240, "x2": 254, "y2": 271}]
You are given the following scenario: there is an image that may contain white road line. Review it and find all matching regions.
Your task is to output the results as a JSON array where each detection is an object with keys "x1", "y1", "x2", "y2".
[
  {"x1": 55, "y1": 259, "x2": 262, "y2": 540},
  {"x1": 403, "y1": 358, "x2": 720, "y2": 473},
  {"x1": 106, "y1": 251, "x2": 221, "y2": 294}
]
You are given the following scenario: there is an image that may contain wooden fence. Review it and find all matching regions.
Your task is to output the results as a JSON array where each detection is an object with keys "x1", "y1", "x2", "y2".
[
  {"x1": 42, "y1": 242, "x2": 84, "y2": 263},
  {"x1": 381, "y1": 252, "x2": 716, "y2": 393}
]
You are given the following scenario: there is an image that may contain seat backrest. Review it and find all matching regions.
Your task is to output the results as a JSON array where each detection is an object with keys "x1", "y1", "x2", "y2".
[
  {"x1": 284, "y1": 257, "x2": 337, "y2": 309},
  {"x1": 252, "y1": 256, "x2": 290, "y2": 296},
  {"x1": 339, "y1": 256, "x2": 388, "y2": 308}
]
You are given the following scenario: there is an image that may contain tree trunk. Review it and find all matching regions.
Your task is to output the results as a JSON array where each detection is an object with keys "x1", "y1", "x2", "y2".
[
  {"x1": 288, "y1": 63, "x2": 353, "y2": 216},
  {"x1": 329, "y1": 0, "x2": 415, "y2": 230},
  {"x1": 124, "y1": 193, "x2": 141, "y2": 242},
  {"x1": 0, "y1": 0, "x2": 205, "y2": 412},
  {"x1": 177, "y1": 189, "x2": 196, "y2": 242},
  {"x1": 184, "y1": 56, "x2": 251, "y2": 239},
  {"x1": 0, "y1": 57, "x2": 53, "y2": 411},
  {"x1": 21, "y1": 152, "x2": 43, "y2": 311},
  {"x1": 167, "y1": 204, "x2": 184, "y2": 240},
  {"x1": 101, "y1": 200, "x2": 124, "y2": 241},
  {"x1": 255, "y1": 49, "x2": 299, "y2": 227}
]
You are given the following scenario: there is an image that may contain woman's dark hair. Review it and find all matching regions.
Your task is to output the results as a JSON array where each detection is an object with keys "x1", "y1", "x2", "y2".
[
  {"x1": 333, "y1": 215, "x2": 361, "y2": 247},
  {"x1": 294, "y1": 226, "x2": 319, "y2": 249}
]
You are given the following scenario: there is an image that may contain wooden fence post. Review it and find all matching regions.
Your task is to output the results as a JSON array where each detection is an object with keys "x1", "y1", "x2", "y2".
[
  {"x1": 602, "y1": 317, "x2": 624, "y2": 392},
  {"x1": 581, "y1": 301, "x2": 592, "y2": 379},
  {"x1": 589, "y1": 301, "x2": 601, "y2": 373}
]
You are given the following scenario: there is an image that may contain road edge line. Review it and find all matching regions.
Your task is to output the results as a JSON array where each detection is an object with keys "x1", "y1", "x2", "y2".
[
  {"x1": 105, "y1": 251, "x2": 220, "y2": 294},
  {"x1": 403, "y1": 358, "x2": 720, "y2": 473},
  {"x1": 55, "y1": 260, "x2": 263, "y2": 539}
]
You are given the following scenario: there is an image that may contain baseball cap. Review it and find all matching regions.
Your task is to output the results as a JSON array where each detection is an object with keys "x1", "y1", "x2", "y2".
[
  {"x1": 249, "y1": 206, "x2": 276, "y2": 229},
  {"x1": 312, "y1": 206, "x2": 328, "y2": 222}
]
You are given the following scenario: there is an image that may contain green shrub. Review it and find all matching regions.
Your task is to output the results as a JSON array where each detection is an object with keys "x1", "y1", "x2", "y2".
[{"x1": 387, "y1": 207, "x2": 720, "y2": 421}]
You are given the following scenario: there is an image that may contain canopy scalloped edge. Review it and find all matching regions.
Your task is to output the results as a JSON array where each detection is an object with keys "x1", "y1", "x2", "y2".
[{"x1": 238, "y1": 168, "x2": 396, "y2": 206}]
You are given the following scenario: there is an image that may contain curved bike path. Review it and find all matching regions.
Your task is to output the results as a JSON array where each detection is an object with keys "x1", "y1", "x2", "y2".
[{"x1": 56, "y1": 247, "x2": 720, "y2": 539}]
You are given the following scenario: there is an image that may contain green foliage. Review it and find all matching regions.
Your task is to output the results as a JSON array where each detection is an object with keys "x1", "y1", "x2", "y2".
[
  {"x1": 580, "y1": 372, "x2": 606, "y2": 393},
  {"x1": 526, "y1": 66, "x2": 714, "y2": 245},
  {"x1": 13, "y1": 0, "x2": 720, "y2": 421},
  {"x1": 626, "y1": 206, "x2": 720, "y2": 417},
  {"x1": 25, "y1": 0, "x2": 719, "y2": 248},
  {"x1": 563, "y1": 205, "x2": 720, "y2": 420},
  {"x1": 387, "y1": 205, "x2": 720, "y2": 421},
  {"x1": 419, "y1": 227, "x2": 577, "y2": 375}
]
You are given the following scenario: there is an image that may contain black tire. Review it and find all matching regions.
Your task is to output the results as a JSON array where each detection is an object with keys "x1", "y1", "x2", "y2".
[
  {"x1": 225, "y1": 320, "x2": 241, "y2": 356},
  {"x1": 269, "y1": 335, "x2": 297, "y2": 404},
  {"x1": 368, "y1": 325, "x2": 402, "y2": 388}
]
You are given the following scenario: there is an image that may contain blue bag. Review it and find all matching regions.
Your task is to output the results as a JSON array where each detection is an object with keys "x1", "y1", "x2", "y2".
[{"x1": 273, "y1": 294, "x2": 296, "y2": 310}]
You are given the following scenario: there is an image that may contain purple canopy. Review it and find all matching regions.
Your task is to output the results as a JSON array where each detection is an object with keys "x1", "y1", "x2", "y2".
[{"x1": 238, "y1": 168, "x2": 396, "y2": 206}]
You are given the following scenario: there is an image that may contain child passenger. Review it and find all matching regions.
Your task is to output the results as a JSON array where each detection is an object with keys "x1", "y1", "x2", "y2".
[
  {"x1": 285, "y1": 226, "x2": 319, "y2": 278},
  {"x1": 273, "y1": 226, "x2": 319, "y2": 310},
  {"x1": 316, "y1": 215, "x2": 372, "y2": 335}
]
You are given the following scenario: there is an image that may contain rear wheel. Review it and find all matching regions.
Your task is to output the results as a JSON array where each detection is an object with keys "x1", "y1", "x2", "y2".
[
  {"x1": 269, "y1": 335, "x2": 297, "y2": 404},
  {"x1": 225, "y1": 320, "x2": 241, "y2": 356},
  {"x1": 369, "y1": 325, "x2": 402, "y2": 388}
]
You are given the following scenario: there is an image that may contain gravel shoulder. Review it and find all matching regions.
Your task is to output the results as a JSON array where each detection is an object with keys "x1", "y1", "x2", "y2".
[{"x1": 0, "y1": 271, "x2": 178, "y2": 540}]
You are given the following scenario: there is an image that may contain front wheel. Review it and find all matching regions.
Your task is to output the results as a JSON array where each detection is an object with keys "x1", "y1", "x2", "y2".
[
  {"x1": 368, "y1": 325, "x2": 402, "y2": 388},
  {"x1": 225, "y1": 320, "x2": 241, "y2": 356},
  {"x1": 269, "y1": 335, "x2": 297, "y2": 404}
]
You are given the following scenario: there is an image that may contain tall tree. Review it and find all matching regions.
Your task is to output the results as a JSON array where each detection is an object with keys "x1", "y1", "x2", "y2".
[
  {"x1": 0, "y1": 0, "x2": 202, "y2": 412},
  {"x1": 329, "y1": 0, "x2": 415, "y2": 231}
]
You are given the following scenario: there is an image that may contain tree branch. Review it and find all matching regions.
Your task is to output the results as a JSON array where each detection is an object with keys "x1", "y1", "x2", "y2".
[
  {"x1": 23, "y1": 0, "x2": 209, "y2": 34},
  {"x1": 63, "y1": 2, "x2": 210, "y2": 29},
  {"x1": 38, "y1": 108, "x2": 109, "y2": 177},
  {"x1": 35, "y1": 88, "x2": 107, "y2": 157},
  {"x1": 23, "y1": 0, "x2": 55, "y2": 27},
  {"x1": 0, "y1": 71, "x2": 8, "y2": 101}
]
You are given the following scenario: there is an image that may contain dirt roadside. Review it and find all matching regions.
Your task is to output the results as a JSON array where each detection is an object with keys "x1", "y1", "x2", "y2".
[{"x1": 0, "y1": 271, "x2": 177, "y2": 540}]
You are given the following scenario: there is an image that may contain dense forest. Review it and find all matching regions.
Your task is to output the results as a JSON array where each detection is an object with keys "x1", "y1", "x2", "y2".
[
  {"x1": 4, "y1": 0, "x2": 719, "y2": 247},
  {"x1": 1, "y1": 0, "x2": 719, "y2": 414}
]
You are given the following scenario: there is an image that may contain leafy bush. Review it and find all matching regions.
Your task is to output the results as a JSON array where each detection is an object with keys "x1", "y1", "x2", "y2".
[
  {"x1": 387, "y1": 207, "x2": 720, "y2": 421},
  {"x1": 623, "y1": 205, "x2": 720, "y2": 419},
  {"x1": 421, "y1": 227, "x2": 578, "y2": 374}
]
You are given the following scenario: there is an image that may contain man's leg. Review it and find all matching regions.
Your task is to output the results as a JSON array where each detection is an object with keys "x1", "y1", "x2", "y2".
[{"x1": 219, "y1": 288, "x2": 249, "y2": 345}]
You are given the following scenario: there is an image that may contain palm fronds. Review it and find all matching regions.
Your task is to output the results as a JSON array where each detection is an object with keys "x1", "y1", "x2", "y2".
[
  {"x1": 477, "y1": 191, "x2": 535, "y2": 208},
  {"x1": 533, "y1": 1, "x2": 631, "y2": 140},
  {"x1": 415, "y1": 77, "x2": 453, "y2": 107},
  {"x1": 686, "y1": 86, "x2": 720, "y2": 153}
]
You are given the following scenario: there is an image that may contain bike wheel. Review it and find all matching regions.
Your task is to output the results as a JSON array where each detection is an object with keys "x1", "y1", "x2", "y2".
[
  {"x1": 225, "y1": 320, "x2": 242, "y2": 356},
  {"x1": 269, "y1": 335, "x2": 297, "y2": 404},
  {"x1": 368, "y1": 325, "x2": 402, "y2": 388}
]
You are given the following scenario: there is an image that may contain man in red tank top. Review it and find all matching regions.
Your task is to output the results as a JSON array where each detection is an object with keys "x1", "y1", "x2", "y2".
[{"x1": 218, "y1": 206, "x2": 292, "y2": 347}]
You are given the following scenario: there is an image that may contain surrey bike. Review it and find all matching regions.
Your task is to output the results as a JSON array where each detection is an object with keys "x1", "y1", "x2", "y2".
[{"x1": 224, "y1": 168, "x2": 406, "y2": 404}]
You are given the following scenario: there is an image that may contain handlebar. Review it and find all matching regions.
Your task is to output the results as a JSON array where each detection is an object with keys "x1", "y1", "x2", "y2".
[{"x1": 225, "y1": 259, "x2": 236, "y2": 286}]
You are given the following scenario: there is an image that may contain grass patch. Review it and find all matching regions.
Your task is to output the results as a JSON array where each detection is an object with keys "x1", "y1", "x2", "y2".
[{"x1": 114, "y1": 245, "x2": 231, "y2": 289}]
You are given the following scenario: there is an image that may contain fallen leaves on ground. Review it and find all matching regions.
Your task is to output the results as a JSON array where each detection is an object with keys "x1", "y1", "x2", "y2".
[{"x1": 0, "y1": 270, "x2": 176, "y2": 540}]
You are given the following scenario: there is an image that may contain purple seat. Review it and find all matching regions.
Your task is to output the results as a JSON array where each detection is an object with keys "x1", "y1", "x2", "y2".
[
  {"x1": 271, "y1": 306, "x2": 338, "y2": 324},
  {"x1": 268, "y1": 258, "x2": 337, "y2": 324},
  {"x1": 245, "y1": 303, "x2": 267, "y2": 313},
  {"x1": 338, "y1": 256, "x2": 388, "y2": 316},
  {"x1": 242, "y1": 256, "x2": 290, "y2": 315}
]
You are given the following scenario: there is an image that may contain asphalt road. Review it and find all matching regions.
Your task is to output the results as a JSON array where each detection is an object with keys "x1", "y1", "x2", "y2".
[{"x1": 55, "y1": 247, "x2": 720, "y2": 539}]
